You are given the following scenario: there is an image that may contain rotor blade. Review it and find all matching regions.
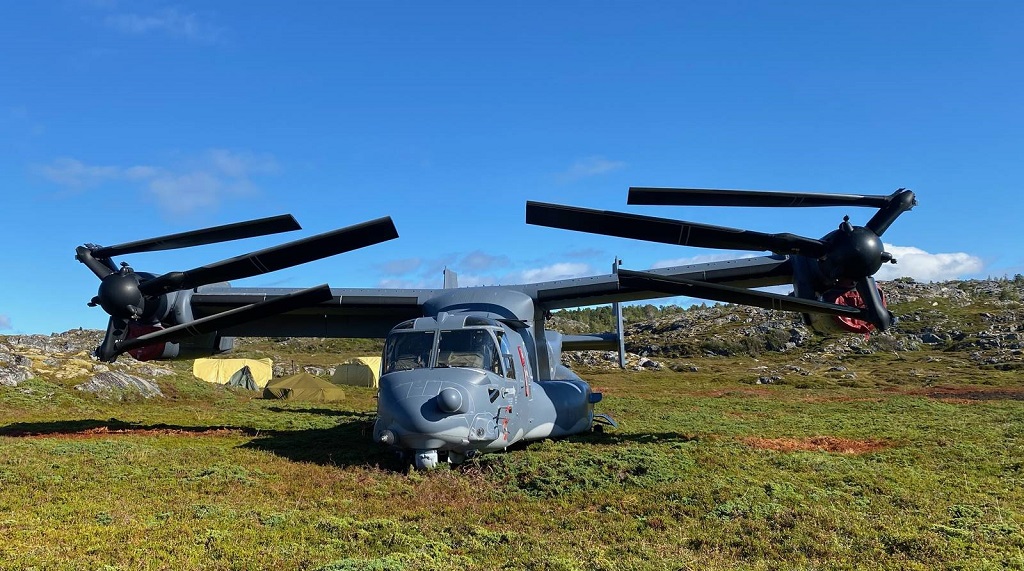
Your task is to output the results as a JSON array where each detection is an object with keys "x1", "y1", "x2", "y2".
[
  {"x1": 628, "y1": 187, "x2": 896, "y2": 208},
  {"x1": 527, "y1": 201, "x2": 827, "y2": 257},
  {"x1": 855, "y1": 276, "x2": 893, "y2": 331},
  {"x1": 865, "y1": 189, "x2": 916, "y2": 237},
  {"x1": 617, "y1": 269, "x2": 869, "y2": 318},
  {"x1": 92, "y1": 214, "x2": 302, "y2": 258},
  {"x1": 139, "y1": 217, "x2": 398, "y2": 296},
  {"x1": 112, "y1": 285, "x2": 334, "y2": 360}
]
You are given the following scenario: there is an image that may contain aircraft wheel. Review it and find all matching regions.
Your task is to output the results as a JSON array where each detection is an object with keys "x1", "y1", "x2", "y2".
[{"x1": 414, "y1": 449, "x2": 439, "y2": 470}]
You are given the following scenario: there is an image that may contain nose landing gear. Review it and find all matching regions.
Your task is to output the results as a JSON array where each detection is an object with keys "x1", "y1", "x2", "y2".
[{"x1": 414, "y1": 449, "x2": 440, "y2": 470}]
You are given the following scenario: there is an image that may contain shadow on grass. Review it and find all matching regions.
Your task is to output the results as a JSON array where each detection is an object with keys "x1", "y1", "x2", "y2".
[
  {"x1": 0, "y1": 416, "x2": 694, "y2": 473},
  {"x1": 265, "y1": 406, "x2": 356, "y2": 416},
  {"x1": 0, "y1": 413, "x2": 404, "y2": 471},
  {"x1": 0, "y1": 418, "x2": 258, "y2": 437},
  {"x1": 241, "y1": 412, "x2": 401, "y2": 469}
]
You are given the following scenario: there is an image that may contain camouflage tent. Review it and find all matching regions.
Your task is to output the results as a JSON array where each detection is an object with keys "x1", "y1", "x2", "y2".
[{"x1": 263, "y1": 372, "x2": 346, "y2": 402}]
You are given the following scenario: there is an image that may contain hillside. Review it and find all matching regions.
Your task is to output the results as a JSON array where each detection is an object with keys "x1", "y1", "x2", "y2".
[
  {"x1": 0, "y1": 278, "x2": 1022, "y2": 569},
  {"x1": 551, "y1": 276, "x2": 1024, "y2": 375},
  {"x1": 2, "y1": 277, "x2": 1023, "y2": 388}
]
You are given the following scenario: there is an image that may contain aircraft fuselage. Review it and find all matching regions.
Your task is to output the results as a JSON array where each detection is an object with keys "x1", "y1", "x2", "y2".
[{"x1": 371, "y1": 311, "x2": 601, "y2": 469}]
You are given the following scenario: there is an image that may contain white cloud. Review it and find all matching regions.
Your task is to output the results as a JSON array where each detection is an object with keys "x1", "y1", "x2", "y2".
[
  {"x1": 36, "y1": 150, "x2": 278, "y2": 217},
  {"x1": 374, "y1": 258, "x2": 595, "y2": 289},
  {"x1": 645, "y1": 246, "x2": 983, "y2": 308},
  {"x1": 204, "y1": 149, "x2": 278, "y2": 178},
  {"x1": 510, "y1": 262, "x2": 593, "y2": 283},
  {"x1": 377, "y1": 258, "x2": 424, "y2": 275},
  {"x1": 875, "y1": 244, "x2": 984, "y2": 282},
  {"x1": 652, "y1": 245, "x2": 983, "y2": 283},
  {"x1": 461, "y1": 251, "x2": 510, "y2": 271},
  {"x1": 36, "y1": 158, "x2": 126, "y2": 188},
  {"x1": 0, "y1": 315, "x2": 10, "y2": 330},
  {"x1": 103, "y1": 7, "x2": 224, "y2": 44},
  {"x1": 557, "y1": 156, "x2": 626, "y2": 182}
]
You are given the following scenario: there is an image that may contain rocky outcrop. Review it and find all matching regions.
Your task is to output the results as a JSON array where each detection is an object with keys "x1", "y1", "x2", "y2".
[
  {"x1": 75, "y1": 371, "x2": 163, "y2": 399},
  {"x1": 0, "y1": 329, "x2": 173, "y2": 399},
  {"x1": 561, "y1": 351, "x2": 663, "y2": 371},
  {"x1": 4, "y1": 278, "x2": 1023, "y2": 381},
  {"x1": 556, "y1": 277, "x2": 1024, "y2": 370}
]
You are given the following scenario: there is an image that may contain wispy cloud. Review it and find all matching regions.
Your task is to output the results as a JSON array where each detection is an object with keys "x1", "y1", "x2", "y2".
[
  {"x1": 377, "y1": 258, "x2": 424, "y2": 275},
  {"x1": 511, "y1": 262, "x2": 592, "y2": 283},
  {"x1": 0, "y1": 314, "x2": 11, "y2": 330},
  {"x1": 461, "y1": 251, "x2": 510, "y2": 272},
  {"x1": 35, "y1": 149, "x2": 279, "y2": 217},
  {"x1": 876, "y1": 244, "x2": 984, "y2": 282},
  {"x1": 652, "y1": 244, "x2": 983, "y2": 283},
  {"x1": 556, "y1": 156, "x2": 626, "y2": 183},
  {"x1": 375, "y1": 253, "x2": 594, "y2": 289},
  {"x1": 102, "y1": 6, "x2": 224, "y2": 44}
]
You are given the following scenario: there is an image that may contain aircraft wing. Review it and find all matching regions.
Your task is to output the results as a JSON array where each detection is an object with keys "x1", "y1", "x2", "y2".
[
  {"x1": 523, "y1": 255, "x2": 794, "y2": 310},
  {"x1": 187, "y1": 255, "x2": 794, "y2": 338},
  {"x1": 188, "y1": 286, "x2": 439, "y2": 339}
]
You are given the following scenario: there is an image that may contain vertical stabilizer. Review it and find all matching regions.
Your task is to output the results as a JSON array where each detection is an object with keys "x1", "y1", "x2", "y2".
[{"x1": 443, "y1": 268, "x2": 459, "y2": 289}]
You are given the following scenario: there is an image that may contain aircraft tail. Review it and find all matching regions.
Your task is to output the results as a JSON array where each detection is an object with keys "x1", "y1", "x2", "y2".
[{"x1": 443, "y1": 268, "x2": 459, "y2": 289}]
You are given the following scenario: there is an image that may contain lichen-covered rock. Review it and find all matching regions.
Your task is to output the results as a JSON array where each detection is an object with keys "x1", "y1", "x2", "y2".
[
  {"x1": 0, "y1": 364, "x2": 32, "y2": 387},
  {"x1": 75, "y1": 371, "x2": 163, "y2": 400}
]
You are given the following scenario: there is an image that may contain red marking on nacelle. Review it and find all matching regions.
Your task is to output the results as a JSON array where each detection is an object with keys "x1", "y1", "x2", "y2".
[
  {"x1": 830, "y1": 287, "x2": 887, "y2": 335},
  {"x1": 125, "y1": 323, "x2": 166, "y2": 361}
]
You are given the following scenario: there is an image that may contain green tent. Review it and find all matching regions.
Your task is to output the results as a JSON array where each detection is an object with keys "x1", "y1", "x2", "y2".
[
  {"x1": 225, "y1": 365, "x2": 258, "y2": 391},
  {"x1": 263, "y1": 372, "x2": 346, "y2": 402}
]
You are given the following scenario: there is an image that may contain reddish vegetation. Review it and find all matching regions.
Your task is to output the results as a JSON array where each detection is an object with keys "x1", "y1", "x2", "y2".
[
  {"x1": 4, "y1": 426, "x2": 246, "y2": 439},
  {"x1": 741, "y1": 435, "x2": 891, "y2": 454},
  {"x1": 893, "y1": 385, "x2": 1024, "y2": 403}
]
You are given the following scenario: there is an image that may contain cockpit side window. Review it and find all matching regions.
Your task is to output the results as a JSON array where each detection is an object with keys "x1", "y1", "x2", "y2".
[
  {"x1": 383, "y1": 331, "x2": 435, "y2": 373},
  {"x1": 497, "y1": 331, "x2": 515, "y2": 379},
  {"x1": 437, "y1": 329, "x2": 501, "y2": 373}
]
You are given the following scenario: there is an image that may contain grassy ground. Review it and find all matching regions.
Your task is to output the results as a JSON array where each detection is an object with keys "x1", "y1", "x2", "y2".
[{"x1": 0, "y1": 348, "x2": 1022, "y2": 570}]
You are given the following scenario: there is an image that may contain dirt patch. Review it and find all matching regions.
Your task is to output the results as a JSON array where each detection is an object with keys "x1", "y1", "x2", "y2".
[
  {"x1": 1, "y1": 425, "x2": 250, "y2": 439},
  {"x1": 895, "y1": 385, "x2": 1024, "y2": 403},
  {"x1": 797, "y1": 396, "x2": 886, "y2": 404},
  {"x1": 741, "y1": 436, "x2": 891, "y2": 454}
]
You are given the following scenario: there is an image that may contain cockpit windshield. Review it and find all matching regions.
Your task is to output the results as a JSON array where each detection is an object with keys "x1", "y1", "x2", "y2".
[
  {"x1": 382, "y1": 331, "x2": 434, "y2": 373},
  {"x1": 436, "y1": 329, "x2": 501, "y2": 373}
]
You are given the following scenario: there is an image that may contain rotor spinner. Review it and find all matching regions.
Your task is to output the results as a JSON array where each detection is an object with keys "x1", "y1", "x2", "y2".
[{"x1": 820, "y1": 216, "x2": 890, "y2": 282}]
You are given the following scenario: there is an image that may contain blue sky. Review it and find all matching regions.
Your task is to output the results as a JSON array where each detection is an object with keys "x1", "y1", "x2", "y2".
[{"x1": 1, "y1": 1, "x2": 1021, "y2": 334}]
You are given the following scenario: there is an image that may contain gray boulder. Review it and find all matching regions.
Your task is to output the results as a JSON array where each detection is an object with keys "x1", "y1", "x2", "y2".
[{"x1": 75, "y1": 371, "x2": 163, "y2": 399}]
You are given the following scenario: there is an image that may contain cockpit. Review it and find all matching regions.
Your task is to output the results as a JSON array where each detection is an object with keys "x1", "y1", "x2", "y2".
[{"x1": 381, "y1": 314, "x2": 512, "y2": 376}]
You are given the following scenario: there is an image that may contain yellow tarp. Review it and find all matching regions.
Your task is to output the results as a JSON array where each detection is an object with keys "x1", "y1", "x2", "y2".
[
  {"x1": 263, "y1": 372, "x2": 346, "y2": 402},
  {"x1": 331, "y1": 356, "x2": 381, "y2": 388},
  {"x1": 193, "y1": 358, "x2": 274, "y2": 388}
]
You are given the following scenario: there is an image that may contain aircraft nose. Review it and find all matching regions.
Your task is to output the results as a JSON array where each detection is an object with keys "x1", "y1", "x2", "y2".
[{"x1": 373, "y1": 370, "x2": 486, "y2": 450}]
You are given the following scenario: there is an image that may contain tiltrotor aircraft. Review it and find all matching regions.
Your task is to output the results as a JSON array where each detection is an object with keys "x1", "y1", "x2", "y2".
[{"x1": 75, "y1": 186, "x2": 915, "y2": 469}]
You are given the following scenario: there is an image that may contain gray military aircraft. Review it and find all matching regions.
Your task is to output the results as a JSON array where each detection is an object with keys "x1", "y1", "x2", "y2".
[{"x1": 75, "y1": 187, "x2": 915, "y2": 469}]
